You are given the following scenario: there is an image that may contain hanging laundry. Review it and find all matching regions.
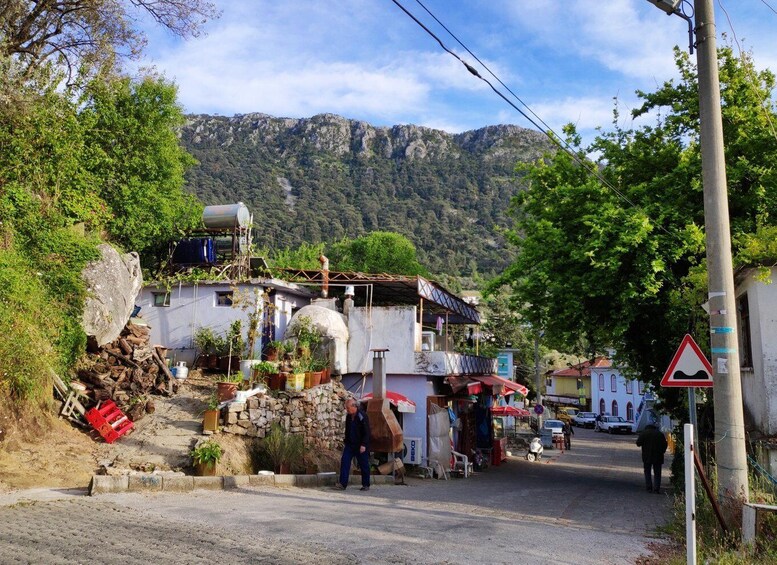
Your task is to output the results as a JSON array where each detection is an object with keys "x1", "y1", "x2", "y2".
[{"x1": 436, "y1": 316, "x2": 444, "y2": 334}]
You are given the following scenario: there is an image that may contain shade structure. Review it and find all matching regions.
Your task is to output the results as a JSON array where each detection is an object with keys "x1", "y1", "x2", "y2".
[
  {"x1": 360, "y1": 391, "x2": 416, "y2": 413},
  {"x1": 491, "y1": 405, "x2": 530, "y2": 418},
  {"x1": 470, "y1": 375, "x2": 529, "y2": 397}
]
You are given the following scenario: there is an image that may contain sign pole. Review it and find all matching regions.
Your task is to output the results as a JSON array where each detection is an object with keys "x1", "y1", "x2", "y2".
[
  {"x1": 688, "y1": 388, "x2": 699, "y2": 449},
  {"x1": 685, "y1": 423, "x2": 697, "y2": 565}
]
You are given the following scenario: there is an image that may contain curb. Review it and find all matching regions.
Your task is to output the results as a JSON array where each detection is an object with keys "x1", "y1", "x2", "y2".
[{"x1": 89, "y1": 472, "x2": 396, "y2": 496}]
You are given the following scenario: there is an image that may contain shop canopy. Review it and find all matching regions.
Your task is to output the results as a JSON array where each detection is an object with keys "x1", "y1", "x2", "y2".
[
  {"x1": 360, "y1": 391, "x2": 416, "y2": 413},
  {"x1": 470, "y1": 375, "x2": 529, "y2": 397},
  {"x1": 491, "y1": 405, "x2": 530, "y2": 418}
]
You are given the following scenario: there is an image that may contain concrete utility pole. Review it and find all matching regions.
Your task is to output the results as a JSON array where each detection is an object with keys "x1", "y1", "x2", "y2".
[
  {"x1": 693, "y1": 0, "x2": 749, "y2": 503},
  {"x1": 534, "y1": 333, "x2": 543, "y2": 427}
]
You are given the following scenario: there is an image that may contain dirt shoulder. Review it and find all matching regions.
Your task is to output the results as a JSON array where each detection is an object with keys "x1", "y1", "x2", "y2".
[{"x1": 0, "y1": 370, "x2": 238, "y2": 491}]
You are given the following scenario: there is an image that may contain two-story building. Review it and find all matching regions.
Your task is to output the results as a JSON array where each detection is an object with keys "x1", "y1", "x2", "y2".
[
  {"x1": 589, "y1": 358, "x2": 649, "y2": 424},
  {"x1": 544, "y1": 357, "x2": 599, "y2": 411}
]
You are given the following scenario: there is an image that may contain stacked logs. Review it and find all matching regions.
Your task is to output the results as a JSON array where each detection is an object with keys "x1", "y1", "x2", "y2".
[{"x1": 77, "y1": 321, "x2": 176, "y2": 422}]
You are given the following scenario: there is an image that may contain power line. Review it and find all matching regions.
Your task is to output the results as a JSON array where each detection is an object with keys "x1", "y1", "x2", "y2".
[
  {"x1": 717, "y1": 0, "x2": 777, "y2": 143},
  {"x1": 390, "y1": 0, "x2": 677, "y2": 238},
  {"x1": 759, "y1": 0, "x2": 777, "y2": 16}
]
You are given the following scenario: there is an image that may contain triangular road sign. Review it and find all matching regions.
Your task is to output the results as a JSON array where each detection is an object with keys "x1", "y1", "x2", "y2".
[{"x1": 660, "y1": 334, "x2": 714, "y2": 387}]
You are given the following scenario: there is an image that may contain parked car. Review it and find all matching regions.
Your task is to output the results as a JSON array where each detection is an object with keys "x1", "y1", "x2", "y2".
[
  {"x1": 543, "y1": 419, "x2": 565, "y2": 437},
  {"x1": 556, "y1": 407, "x2": 579, "y2": 424},
  {"x1": 573, "y1": 411, "x2": 597, "y2": 428},
  {"x1": 597, "y1": 415, "x2": 632, "y2": 434}
]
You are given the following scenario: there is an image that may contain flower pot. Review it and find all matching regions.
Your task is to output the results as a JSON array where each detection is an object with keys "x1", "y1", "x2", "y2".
[
  {"x1": 207, "y1": 354, "x2": 219, "y2": 370},
  {"x1": 286, "y1": 373, "x2": 305, "y2": 392},
  {"x1": 216, "y1": 381, "x2": 237, "y2": 402},
  {"x1": 218, "y1": 355, "x2": 240, "y2": 372},
  {"x1": 203, "y1": 409, "x2": 220, "y2": 432},
  {"x1": 265, "y1": 347, "x2": 279, "y2": 361},
  {"x1": 305, "y1": 371, "x2": 322, "y2": 388},
  {"x1": 320, "y1": 368, "x2": 331, "y2": 384},
  {"x1": 267, "y1": 373, "x2": 282, "y2": 390},
  {"x1": 195, "y1": 460, "x2": 217, "y2": 476}
]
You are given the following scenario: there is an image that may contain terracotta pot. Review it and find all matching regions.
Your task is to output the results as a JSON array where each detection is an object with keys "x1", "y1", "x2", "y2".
[
  {"x1": 195, "y1": 461, "x2": 217, "y2": 476},
  {"x1": 216, "y1": 381, "x2": 237, "y2": 402},
  {"x1": 268, "y1": 373, "x2": 284, "y2": 390},
  {"x1": 265, "y1": 348, "x2": 279, "y2": 361},
  {"x1": 305, "y1": 371, "x2": 322, "y2": 388},
  {"x1": 206, "y1": 354, "x2": 219, "y2": 370},
  {"x1": 320, "y1": 369, "x2": 331, "y2": 384},
  {"x1": 203, "y1": 409, "x2": 220, "y2": 432}
]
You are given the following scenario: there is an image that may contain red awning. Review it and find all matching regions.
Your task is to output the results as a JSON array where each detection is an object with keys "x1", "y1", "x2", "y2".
[
  {"x1": 446, "y1": 376, "x2": 483, "y2": 395},
  {"x1": 491, "y1": 405, "x2": 530, "y2": 417},
  {"x1": 470, "y1": 375, "x2": 529, "y2": 397},
  {"x1": 360, "y1": 391, "x2": 416, "y2": 413}
]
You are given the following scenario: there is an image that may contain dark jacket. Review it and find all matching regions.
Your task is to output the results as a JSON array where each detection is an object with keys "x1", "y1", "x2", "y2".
[
  {"x1": 344, "y1": 409, "x2": 371, "y2": 451},
  {"x1": 636, "y1": 425, "x2": 668, "y2": 465}
]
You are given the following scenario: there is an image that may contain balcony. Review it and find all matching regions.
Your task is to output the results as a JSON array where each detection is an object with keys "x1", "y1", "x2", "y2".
[{"x1": 415, "y1": 351, "x2": 497, "y2": 376}]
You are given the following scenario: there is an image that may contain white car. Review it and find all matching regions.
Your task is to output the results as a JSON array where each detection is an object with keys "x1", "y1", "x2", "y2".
[
  {"x1": 573, "y1": 411, "x2": 597, "y2": 428},
  {"x1": 543, "y1": 419, "x2": 565, "y2": 437},
  {"x1": 597, "y1": 416, "x2": 632, "y2": 434}
]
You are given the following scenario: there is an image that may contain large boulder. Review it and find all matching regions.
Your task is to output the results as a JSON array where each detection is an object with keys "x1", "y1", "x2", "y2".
[{"x1": 82, "y1": 244, "x2": 143, "y2": 346}]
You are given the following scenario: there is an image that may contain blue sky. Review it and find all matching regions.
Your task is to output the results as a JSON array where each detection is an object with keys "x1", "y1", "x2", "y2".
[{"x1": 136, "y1": 1, "x2": 777, "y2": 140}]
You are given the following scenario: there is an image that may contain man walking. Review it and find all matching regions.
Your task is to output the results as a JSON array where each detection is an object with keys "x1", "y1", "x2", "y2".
[
  {"x1": 335, "y1": 398, "x2": 371, "y2": 491},
  {"x1": 636, "y1": 423, "x2": 668, "y2": 494},
  {"x1": 563, "y1": 421, "x2": 574, "y2": 450}
]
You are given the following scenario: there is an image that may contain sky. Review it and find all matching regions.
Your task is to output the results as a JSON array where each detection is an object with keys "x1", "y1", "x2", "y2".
[{"x1": 134, "y1": 0, "x2": 777, "y2": 141}]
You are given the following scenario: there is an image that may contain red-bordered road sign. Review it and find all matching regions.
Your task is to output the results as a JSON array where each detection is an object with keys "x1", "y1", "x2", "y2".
[{"x1": 660, "y1": 334, "x2": 714, "y2": 387}]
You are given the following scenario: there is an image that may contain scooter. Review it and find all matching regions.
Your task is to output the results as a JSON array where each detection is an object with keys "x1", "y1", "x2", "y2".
[{"x1": 526, "y1": 437, "x2": 543, "y2": 462}]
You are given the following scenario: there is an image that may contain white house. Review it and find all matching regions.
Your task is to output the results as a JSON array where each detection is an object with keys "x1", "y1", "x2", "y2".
[
  {"x1": 590, "y1": 358, "x2": 649, "y2": 425},
  {"x1": 137, "y1": 278, "x2": 314, "y2": 365},
  {"x1": 736, "y1": 266, "x2": 777, "y2": 471}
]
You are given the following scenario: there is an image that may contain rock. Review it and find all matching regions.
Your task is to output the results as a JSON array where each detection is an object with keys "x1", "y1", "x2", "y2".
[
  {"x1": 226, "y1": 413, "x2": 238, "y2": 424},
  {"x1": 81, "y1": 244, "x2": 143, "y2": 346}
]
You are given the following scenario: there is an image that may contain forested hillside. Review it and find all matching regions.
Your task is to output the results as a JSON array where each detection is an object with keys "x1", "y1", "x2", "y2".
[{"x1": 180, "y1": 113, "x2": 551, "y2": 276}]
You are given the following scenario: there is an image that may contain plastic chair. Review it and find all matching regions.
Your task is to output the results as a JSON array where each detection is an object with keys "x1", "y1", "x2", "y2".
[{"x1": 452, "y1": 451, "x2": 473, "y2": 478}]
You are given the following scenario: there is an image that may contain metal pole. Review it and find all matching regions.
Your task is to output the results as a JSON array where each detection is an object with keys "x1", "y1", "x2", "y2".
[
  {"x1": 535, "y1": 334, "x2": 543, "y2": 428},
  {"x1": 694, "y1": 0, "x2": 749, "y2": 503},
  {"x1": 685, "y1": 424, "x2": 697, "y2": 565},
  {"x1": 688, "y1": 388, "x2": 699, "y2": 449}
]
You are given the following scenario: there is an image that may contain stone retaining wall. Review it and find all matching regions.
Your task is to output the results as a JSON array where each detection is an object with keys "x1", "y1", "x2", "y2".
[{"x1": 219, "y1": 382, "x2": 348, "y2": 450}]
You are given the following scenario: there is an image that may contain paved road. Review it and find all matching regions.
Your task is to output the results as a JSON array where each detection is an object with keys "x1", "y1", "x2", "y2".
[{"x1": 0, "y1": 427, "x2": 672, "y2": 564}]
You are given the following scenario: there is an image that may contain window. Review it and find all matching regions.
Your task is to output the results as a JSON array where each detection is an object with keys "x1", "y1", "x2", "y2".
[
  {"x1": 546, "y1": 377, "x2": 553, "y2": 388},
  {"x1": 638, "y1": 381, "x2": 644, "y2": 394},
  {"x1": 215, "y1": 291, "x2": 233, "y2": 307},
  {"x1": 738, "y1": 293, "x2": 753, "y2": 368},
  {"x1": 152, "y1": 292, "x2": 170, "y2": 307},
  {"x1": 610, "y1": 374, "x2": 617, "y2": 392},
  {"x1": 625, "y1": 379, "x2": 633, "y2": 394},
  {"x1": 598, "y1": 373, "x2": 604, "y2": 391},
  {"x1": 612, "y1": 400, "x2": 618, "y2": 417},
  {"x1": 626, "y1": 402, "x2": 634, "y2": 422},
  {"x1": 599, "y1": 398, "x2": 606, "y2": 415}
]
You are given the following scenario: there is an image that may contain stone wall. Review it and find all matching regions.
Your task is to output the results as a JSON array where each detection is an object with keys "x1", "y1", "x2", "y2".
[{"x1": 220, "y1": 382, "x2": 348, "y2": 450}]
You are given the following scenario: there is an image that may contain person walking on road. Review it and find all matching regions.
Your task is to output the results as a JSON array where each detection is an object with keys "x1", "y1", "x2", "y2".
[
  {"x1": 563, "y1": 421, "x2": 574, "y2": 450},
  {"x1": 334, "y1": 398, "x2": 371, "y2": 491},
  {"x1": 636, "y1": 424, "x2": 668, "y2": 494}
]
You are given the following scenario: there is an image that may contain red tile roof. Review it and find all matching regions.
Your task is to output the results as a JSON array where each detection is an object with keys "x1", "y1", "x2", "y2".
[{"x1": 550, "y1": 356, "x2": 610, "y2": 378}]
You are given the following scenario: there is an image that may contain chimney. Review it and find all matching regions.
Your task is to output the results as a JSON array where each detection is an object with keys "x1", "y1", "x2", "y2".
[
  {"x1": 365, "y1": 349, "x2": 403, "y2": 453},
  {"x1": 319, "y1": 254, "x2": 329, "y2": 298},
  {"x1": 343, "y1": 285, "x2": 355, "y2": 319}
]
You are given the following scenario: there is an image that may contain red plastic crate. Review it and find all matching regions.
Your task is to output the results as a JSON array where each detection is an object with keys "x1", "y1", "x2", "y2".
[{"x1": 85, "y1": 400, "x2": 134, "y2": 443}]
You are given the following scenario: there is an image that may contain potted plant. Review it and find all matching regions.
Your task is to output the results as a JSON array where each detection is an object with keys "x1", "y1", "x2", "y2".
[
  {"x1": 287, "y1": 316, "x2": 321, "y2": 358},
  {"x1": 286, "y1": 359, "x2": 306, "y2": 392},
  {"x1": 191, "y1": 439, "x2": 224, "y2": 476},
  {"x1": 264, "y1": 340, "x2": 284, "y2": 361},
  {"x1": 194, "y1": 327, "x2": 222, "y2": 369},
  {"x1": 202, "y1": 393, "x2": 220, "y2": 432},
  {"x1": 261, "y1": 424, "x2": 304, "y2": 474},
  {"x1": 252, "y1": 361, "x2": 277, "y2": 387},
  {"x1": 218, "y1": 320, "x2": 244, "y2": 372},
  {"x1": 216, "y1": 371, "x2": 242, "y2": 402}
]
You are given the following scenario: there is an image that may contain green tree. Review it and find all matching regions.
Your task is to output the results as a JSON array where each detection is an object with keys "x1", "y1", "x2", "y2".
[
  {"x1": 494, "y1": 46, "x2": 777, "y2": 407},
  {"x1": 329, "y1": 231, "x2": 429, "y2": 275},
  {"x1": 79, "y1": 75, "x2": 203, "y2": 261}
]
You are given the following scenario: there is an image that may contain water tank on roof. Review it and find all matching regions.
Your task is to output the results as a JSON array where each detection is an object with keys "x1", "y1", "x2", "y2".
[{"x1": 202, "y1": 202, "x2": 251, "y2": 229}]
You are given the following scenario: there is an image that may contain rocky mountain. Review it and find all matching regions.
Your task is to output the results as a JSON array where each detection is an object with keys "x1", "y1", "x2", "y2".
[{"x1": 179, "y1": 112, "x2": 552, "y2": 276}]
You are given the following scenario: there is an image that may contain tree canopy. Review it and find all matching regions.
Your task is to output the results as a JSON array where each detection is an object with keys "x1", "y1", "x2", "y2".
[
  {"x1": 329, "y1": 231, "x2": 428, "y2": 276},
  {"x1": 493, "y1": 47, "x2": 777, "y2": 403}
]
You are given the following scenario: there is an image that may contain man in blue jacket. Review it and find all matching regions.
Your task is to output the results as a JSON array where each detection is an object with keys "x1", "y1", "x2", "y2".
[{"x1": 334, "y1": 398, "x2": 371, "y2": 491}]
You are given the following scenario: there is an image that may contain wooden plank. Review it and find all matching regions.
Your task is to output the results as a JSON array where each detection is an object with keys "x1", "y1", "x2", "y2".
[{"x1": 104, "y1": 348, "x2": 140, "y2": 369}]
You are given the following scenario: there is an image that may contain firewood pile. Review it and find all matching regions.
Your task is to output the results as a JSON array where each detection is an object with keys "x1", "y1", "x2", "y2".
[{"x1": 77, "y1": 321, "x2": 177, "y2": 422}]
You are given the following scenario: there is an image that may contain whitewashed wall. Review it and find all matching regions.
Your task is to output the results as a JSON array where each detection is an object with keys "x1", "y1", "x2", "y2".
[
  {"x1": 346, "y1": 306, "x2": 419, "y2": 376},
  {"x1": 738, "y1": 268, "x2": 777, "y2": 436},
  {"x1": 138, "y1": 282, "x2": 306, "y2": 365}
]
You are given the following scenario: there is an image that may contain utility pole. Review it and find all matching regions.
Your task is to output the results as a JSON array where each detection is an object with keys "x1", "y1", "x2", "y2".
[
  {"x1": 693, "y1": 0, "x2": 749, "y2": 503},
  {"x1": 534, "y1": 333, "x2": 543, "y2": 427}
]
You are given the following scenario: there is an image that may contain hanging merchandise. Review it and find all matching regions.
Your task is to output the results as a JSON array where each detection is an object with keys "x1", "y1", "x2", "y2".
[{"x1": 436, "y1": 316, "x2": 444, "y2": 334}]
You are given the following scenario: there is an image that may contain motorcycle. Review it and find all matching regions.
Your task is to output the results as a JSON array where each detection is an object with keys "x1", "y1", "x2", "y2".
[{"x1": 526, "y1": 437, "x2": 543, "y2": 462}]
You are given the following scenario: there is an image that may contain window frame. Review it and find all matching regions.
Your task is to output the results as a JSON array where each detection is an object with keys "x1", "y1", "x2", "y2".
[
  {"x1": 598, "y1": 373, "x2": 604, "y2": 391},
  {"x1": 738, "y1": 293, "x2": 753, "y2": 369},
  {"x1": 612, "y1": 399, "x2": 619, "y2": 417},
  {"x1": 626, "y1": 402, "x2": 634, "y2": 422},
  {"x1": 215, "y1": 291, "x2": 234, "y2": 307},
  {"x1": 610, "y1": 374, "x2": 617, "y2": 393},
  {"x1": 152, "y1": 292, "x2": 170, "y2": 307},
  {"x1": 599, "y1": 398, "x2": 606, "y2": 415},
  {"x1": 625, "y1": 379, "x2": 633, "y2": 395}
]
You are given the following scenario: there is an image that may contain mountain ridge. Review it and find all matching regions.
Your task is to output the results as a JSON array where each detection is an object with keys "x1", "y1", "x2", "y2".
[{"x1": 179, "y1": 112, "x2": 552, "y2": 276}]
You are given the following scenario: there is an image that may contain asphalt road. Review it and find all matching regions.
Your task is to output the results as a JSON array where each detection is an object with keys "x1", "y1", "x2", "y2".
[{"x1": 0, "y1": 427, "x2": 673, "y2": 564}]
